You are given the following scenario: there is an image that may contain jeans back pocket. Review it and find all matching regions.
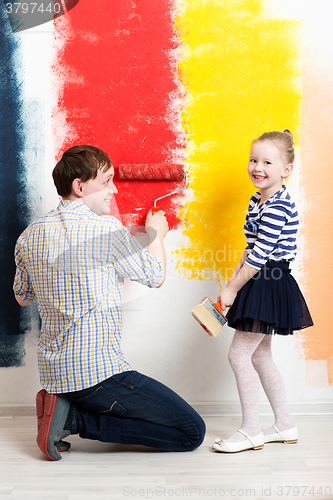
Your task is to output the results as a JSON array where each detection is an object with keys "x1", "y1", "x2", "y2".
[{"x1": 71, "y1": 386, "x2": 126, "y2": 416}]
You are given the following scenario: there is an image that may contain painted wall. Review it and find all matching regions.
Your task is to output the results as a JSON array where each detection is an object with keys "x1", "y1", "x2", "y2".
[{"x1": 0, "y1": 0, "x2": 332, "y2": 410}]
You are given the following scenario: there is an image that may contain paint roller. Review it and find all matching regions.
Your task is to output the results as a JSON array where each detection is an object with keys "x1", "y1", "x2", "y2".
[
  {"x1": 118, "y1": 164, "x2": 187, "y2": 213},
  {"x1": 191, "y1": 297, "x2": 227, "y2": 337},
  {"x1": 118, "y1": 165, "x2": 225, "y2": 335}
]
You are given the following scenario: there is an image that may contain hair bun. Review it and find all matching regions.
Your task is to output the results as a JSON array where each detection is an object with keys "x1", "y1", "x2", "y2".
[{"x1": 283, "y1": 129, "x2": 294, "y2": 144}]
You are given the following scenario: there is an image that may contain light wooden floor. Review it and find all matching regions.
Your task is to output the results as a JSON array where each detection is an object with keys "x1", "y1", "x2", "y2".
[{"x1": 0, "y1": 414, "x2": 332, "y2": 500}]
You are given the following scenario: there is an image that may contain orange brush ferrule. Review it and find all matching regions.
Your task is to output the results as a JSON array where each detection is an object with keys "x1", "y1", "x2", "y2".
[{"x1": 201, "y1": 297, "x2": 226, "y2": 321}]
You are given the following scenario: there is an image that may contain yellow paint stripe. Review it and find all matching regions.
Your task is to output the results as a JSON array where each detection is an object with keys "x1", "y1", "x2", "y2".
[{"x1": 174, "y1": 0, "x2": 302, "y2": 285}]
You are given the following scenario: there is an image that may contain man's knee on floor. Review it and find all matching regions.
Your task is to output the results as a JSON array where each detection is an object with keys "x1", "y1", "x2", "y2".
[{"x1": 184, "y1": 413, "x2": 206, "y2": 451}]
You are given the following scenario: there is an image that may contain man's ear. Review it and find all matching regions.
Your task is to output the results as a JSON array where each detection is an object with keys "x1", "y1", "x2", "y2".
[{"x1": 71, "y1": 178, "x2": 85, "y2": 198}]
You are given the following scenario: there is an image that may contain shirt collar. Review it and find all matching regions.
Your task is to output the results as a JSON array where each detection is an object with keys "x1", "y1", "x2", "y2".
[
  {"x1": 58, "y1": 198, "x2": 97, "y2": 217},
  {"x1": 257, "y1": 186, "x2": 287, "y2": 206},
  {"x1": 270, "y1": 186, "x2": 287, "y2": 203}
]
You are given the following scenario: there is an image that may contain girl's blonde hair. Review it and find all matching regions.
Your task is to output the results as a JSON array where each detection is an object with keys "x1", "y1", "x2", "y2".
[{"x1": 253, "y1": 130, "x2": 294, "y2": 164}]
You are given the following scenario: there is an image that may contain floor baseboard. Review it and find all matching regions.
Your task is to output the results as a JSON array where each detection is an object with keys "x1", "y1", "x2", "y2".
[
  {"x1": 1, "y1": 401, "x2": 332, "y2": 418},
  {"x1": 192, "y1": 401, "x2": 333, "y2": 416}
]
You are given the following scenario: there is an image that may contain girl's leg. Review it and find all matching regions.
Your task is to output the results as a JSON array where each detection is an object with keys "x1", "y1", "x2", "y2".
[
  {"x1": 251, "y1": 335, "x2": 295, "y2": 434},
  {"x1": 225, "y1": 330, "x2": 266, "y2": 444}
]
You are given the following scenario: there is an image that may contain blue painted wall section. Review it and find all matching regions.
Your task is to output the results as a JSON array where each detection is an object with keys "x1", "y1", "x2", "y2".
[{"x1": 0, "y1": 6, "x2": 30, "y2": 367}]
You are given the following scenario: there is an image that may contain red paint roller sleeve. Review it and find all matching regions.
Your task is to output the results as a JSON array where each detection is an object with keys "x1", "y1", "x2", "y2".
[
  {"x1": 118, "y1": 164, "x2": 185, "y2": 181},
  {"x1": 117, "y1": 164, "x2": 187, "y2": 214}
]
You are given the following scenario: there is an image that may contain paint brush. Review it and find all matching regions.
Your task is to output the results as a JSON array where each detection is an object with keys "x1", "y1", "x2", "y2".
[{"x1": 191, "y1": 297, "x2": 227, "y2": 337}]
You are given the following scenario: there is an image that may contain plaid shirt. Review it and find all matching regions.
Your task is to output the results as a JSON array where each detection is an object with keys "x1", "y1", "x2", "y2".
[{"x1": 13, "y1": 200, "x2": 163, "y2": 393}]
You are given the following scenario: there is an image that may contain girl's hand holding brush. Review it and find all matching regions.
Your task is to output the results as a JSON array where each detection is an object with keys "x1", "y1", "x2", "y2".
[
  {"x1": 218, "y1": 262, "x2": 259, "y2": 310},
  {"x1": 218, "y1": 286, "x2": 238, "y2": 312}
]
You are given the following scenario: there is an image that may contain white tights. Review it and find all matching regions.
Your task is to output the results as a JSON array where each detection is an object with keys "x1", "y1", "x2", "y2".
[{"x1": 226, "y1": 330, "x2": 295, "y2": 443}]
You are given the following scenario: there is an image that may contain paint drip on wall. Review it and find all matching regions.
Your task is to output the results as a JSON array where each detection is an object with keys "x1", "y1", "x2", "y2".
[{"x1": 173, "y1": 0, "x2": 302, "y2": 285}]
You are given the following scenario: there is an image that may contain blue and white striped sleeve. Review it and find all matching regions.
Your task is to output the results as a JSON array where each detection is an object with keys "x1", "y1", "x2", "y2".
[{"x1": 245, "y1": 204, "x2": 289, "y2": 270}]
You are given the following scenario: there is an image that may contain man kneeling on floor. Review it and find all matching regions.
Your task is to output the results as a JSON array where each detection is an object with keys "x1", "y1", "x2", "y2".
[{"x1": 13, "y1": 145, "x2": 205, "y2": 461}]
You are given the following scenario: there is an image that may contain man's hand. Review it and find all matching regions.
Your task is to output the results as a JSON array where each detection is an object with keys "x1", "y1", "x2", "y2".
[
  {"x1": 145, "y1": 209, "x2": 168, "y2": 239},
  {"x1": 145, "y1": 209, "x2": 169, "y2": 287}
]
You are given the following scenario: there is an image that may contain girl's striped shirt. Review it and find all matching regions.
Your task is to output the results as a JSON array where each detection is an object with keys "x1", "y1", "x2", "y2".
[{"x1": 244, "y1": 186, "x2": 299, "y2": 270}]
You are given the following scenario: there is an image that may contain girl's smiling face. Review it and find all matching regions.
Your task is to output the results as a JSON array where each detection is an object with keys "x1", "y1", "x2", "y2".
[{"x1": 248, "y1": 140, "x2": 293, "y2": 202}]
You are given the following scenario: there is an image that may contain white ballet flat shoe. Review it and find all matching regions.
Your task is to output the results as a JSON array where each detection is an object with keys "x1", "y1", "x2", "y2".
[
  {"x1": 212, "y1": 430, "x2": 264, "y2": 453},
  {"x1": 264, "y1": 425, "x2": 298, "y2": 444}
]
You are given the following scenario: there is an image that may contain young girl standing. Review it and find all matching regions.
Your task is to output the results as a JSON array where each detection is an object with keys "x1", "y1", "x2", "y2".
[{"x1": 213, "y1": 130, "x2": 313, "y2": 453}]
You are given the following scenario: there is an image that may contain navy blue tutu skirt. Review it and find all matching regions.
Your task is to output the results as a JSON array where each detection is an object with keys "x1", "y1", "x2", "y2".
[{"x1": 226, "y1": 260, "x2": 313, "y2": 335}]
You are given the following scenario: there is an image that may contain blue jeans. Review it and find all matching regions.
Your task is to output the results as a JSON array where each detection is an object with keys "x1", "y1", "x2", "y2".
[{"x1": 66, "y1": 371, "x2": 206, "y2": 452}]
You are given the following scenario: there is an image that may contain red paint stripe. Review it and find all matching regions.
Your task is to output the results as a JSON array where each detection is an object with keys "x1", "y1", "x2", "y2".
[{"x1": 53, "y1": 0, "x2": 184, "y2": 228}]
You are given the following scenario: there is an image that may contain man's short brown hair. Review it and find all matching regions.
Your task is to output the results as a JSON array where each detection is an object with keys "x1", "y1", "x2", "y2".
[{"x1": 52, "y1": 145, "x2": 112, "y2": 198}]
